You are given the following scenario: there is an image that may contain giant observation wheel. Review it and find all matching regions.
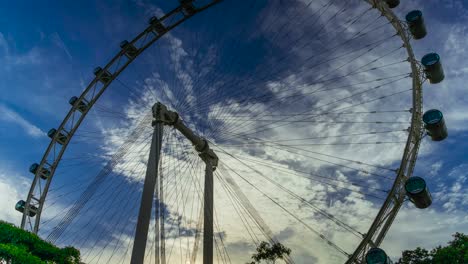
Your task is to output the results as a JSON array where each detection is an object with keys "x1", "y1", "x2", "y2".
[{"x1": 17, "y1": 0, "x2": 448, "y2": 263}]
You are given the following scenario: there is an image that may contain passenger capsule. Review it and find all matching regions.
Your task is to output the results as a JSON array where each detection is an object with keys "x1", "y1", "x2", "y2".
[
  {"x1": 179, "y1": 0, "x2": 196, "y2": 15},
  {"x1": 148, "y1": 16, "x2": 167, "y2": 34},
  {"x1": 421, "y1": 53, "x2": 445, "y2": 84},
  {"x1": 93, "y1": 67, "x2": 113, "y2": 84},
  {"x1": 29, "y1": 163, "x2": 50, "y2": 180},
  {"x1": 120, "y1": 40, "x2": 139, "y2": 59},
  {"x1": 15, "y1": 200, "x2": 38, "y2": 217},
  {"x1": 406, "y1": 10, "x2": 427, "y2": 40},
  {"x1": 405, "y1": 177, "x2": 432, "y2": 209},
  {"x1": 423, "y1": 109, "x2": 448, "y2": 141},
  {"x1": 384, "y1": 0, "x2": 399, "y2": 8},
  {"x1": 69, "y1": 96, "x2": 89, "y2": 113},
  {"x1": 47, "y1": 128, "x2": 68, "y2": 145},
  {"x1": 366, "y1": 248, "x2": 393, "y2": 264}
]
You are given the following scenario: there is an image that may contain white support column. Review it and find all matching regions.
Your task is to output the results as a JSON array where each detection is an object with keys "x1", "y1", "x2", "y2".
[{"x1": 131, "y1": 119, "x2": 163, "y2": 264}]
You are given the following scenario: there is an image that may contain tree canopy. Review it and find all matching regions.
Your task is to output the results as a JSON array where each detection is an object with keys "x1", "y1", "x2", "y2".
[
  {"x1": 0, "y1": 220, "x2": 81, "y2": 264},
  {"x1": 396, "y1": 232, "x2": 467, "y2": 264},
  {"x1": 247, "y1": 241, "x2": 291, "y2": 264}
]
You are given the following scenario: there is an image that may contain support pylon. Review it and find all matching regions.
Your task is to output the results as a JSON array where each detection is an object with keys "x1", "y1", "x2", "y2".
[
  {"x1": 131, "y1": 120, "x2": 163, "y2": 264},
  {"x1": 131, "y1": 102, "x2": 218, "y2": 264}
]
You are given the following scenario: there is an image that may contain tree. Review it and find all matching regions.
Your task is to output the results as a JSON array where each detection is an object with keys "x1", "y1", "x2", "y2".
[
  {"x1": 0, "y1": 220, "x2": 81, "y2": 264},
  {"x1": 396, "y1": 232, "x2": 467, "y2": 264},
  {"x1": 397, "y1": 247, "x2": 432, "y2": 264},
  {"x1": 247, "y1": 241, "x2": 291, "y2": 264}
]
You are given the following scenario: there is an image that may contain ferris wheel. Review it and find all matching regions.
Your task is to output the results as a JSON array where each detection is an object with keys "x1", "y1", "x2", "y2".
[{"x1": 16, "y1": 0, "x2": 448, "y2": 263}]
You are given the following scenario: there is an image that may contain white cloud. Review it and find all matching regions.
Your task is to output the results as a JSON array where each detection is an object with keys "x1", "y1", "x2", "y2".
[
  {"x1": 0, "y1": 32, "x2": 42, "y2": 66},
  {"x1": 0, "y1": 32, "x2": 9, "y2": 55},
  {"x1": 429, "y1": 160, "x2": 443, "y2": 177},
  {"x1": 0, "y1": 104, "x2": 46, "y2": 138},
  {"x1": 383, "y1": 207, "x2": 468, "y2": 260},
  {"x1": 16, "y1": 0, "x2": 466, "y2": 263},
  {"x1": 50, "y1": 32, "x2": 73, "y2": 61},
  {"x1": 0, "y1": 165, "x2": 30, "y2": 225},
  {"x1": 434, "y1": 163, "x2": 468, "y2": 213},
  {"x1": 76, "y1": 5, "x2": 412, "y2": 263}
]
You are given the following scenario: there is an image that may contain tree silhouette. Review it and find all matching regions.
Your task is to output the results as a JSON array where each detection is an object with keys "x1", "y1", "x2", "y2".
[
  {"x1": 247, "y1": 241, "x2": 291, "y2": 264},
  {"x1": 396, "y1": 232, "x2": 467, "y2": 264}
]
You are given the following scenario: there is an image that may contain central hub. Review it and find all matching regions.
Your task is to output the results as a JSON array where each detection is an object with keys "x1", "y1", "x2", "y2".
[
  {"x1": 152, "y1": 102, "x2": 179, "y2": 125},
  {"x1": 151, "y1": 102, "x2": 218, "y2": 170}
]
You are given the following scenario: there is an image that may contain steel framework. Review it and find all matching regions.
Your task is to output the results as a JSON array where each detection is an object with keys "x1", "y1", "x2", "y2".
[
  {"x1": 130, "y1": 102, "x2": 219, "y2": 263},
  {"x1": 19, "y1": 0, "x2": 425, "y2": 263},
  {"x1": 20, "y1": 0, "x2": 223, "y2": 234},
  {"x1": 131, "y1": 121, "x2": 164, "y2": 264},
  {"x1": 345, "y1": 0, "x2": 425, "y2": 262}
]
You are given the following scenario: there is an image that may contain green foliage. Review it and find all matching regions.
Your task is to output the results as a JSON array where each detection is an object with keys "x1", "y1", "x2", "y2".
[
  {"x1": 397, "y1": 247, "x2": 432, "y2": 264},
  {"x1": 396, "y1": 232, "x2": 467, "y2": 264},
  {"x1": 0, "y1": 243, "x2": 45, "y2": 264},
  {"x1": 247, "y1": 241, "x2": 291, "y2": 264},
  {"x1": 0, "y1": 220, "x2": 81, "y2": 264}
]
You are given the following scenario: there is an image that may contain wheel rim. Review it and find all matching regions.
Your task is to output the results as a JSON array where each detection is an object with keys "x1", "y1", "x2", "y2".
[{"x1": 20, "y1": 1, "x2": 425, "y2": 263}]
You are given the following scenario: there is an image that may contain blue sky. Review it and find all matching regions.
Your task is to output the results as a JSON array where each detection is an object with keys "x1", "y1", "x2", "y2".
[{"x1": 0, "y1": 0, "x2": 467, "y2": 263}]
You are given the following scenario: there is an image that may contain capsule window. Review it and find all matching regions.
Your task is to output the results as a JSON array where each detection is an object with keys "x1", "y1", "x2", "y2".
[
  {"x1": 69, "y1": 96, "x2": 78, "y2": 105},
  {"x1": 148, "y1": 17, "x2": 167, "y2": 35},
  {"x1": 423, "y1": 109, "x2": 443, "y2": 124},
  {"x1": 29, "y1": 163, "x2": 50, "y2": 179},
  {"x1": 47, "y1": 128, "x2": 57, "y2": 138},
  {"x1": 69, "y1": 96, "x2": 89, "y2": 113},
  {"x1": 423, "y1": 109, "x2": 448, "y2": 141},
  {"x1": 15, "y1": 200, "x2": 26, "y2": 211},
  {"x1": 384, "y1": 0, "x2": 399, "y2": 8},
  {"x1": 93, "y1": 67, "x2": 113, "y2": 84},
  {"x1": 405, "y1": 177, "x2": 432, "y2": 209},
  {"x1": 120, "y1": 40, "x2": 129, "y2": 47},
  {"x1": 366, "y1": 248, "x2": 391, "y2": 264},
  {"x1": 421, "y1": 53, "x2": 445, "y2": 84},
  {"x1": 48, "y1": 128, "x2": 68, "y2": 145},
  {"x1": 29, "y1": 163, "x2": 39, "y2": 174},
  {"x1": 405, "y1": 10, "x2": 427, "y2": 40},
  {"x1": 15, "y1": 200, "x2": 37, "y2": 217},
  {"x1": 179, "y1": 0, "x2": 196, "y2": 15},
  {"x1": 120, "y1": 40, "x2": 139, "y2": 59}
]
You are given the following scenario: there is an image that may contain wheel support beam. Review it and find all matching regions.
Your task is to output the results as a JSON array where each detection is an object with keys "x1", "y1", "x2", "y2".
[
  {"x1": 131, "y1": 122, "x2": 163, "y2": 264},
  {"x1": 132, "y1": 102, "x2": 218, "y2": 264},
  {"x1": 202, "y1": 160, "x2": 214, "y2": 264},
  {"x1": 346, "y1": 0, "x2": 424, "y2": 262}
]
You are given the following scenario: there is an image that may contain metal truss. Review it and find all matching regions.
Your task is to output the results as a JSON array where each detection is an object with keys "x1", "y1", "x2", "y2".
[
  {"x1": 345, "y1": 0, "x2": 425, "y2": 263},
  {"x1": 141, "y1": 102, "x2": 218, "y2": 264},
  {"x1": 21, "y1": 0, "x2": 223, "y2": 234},
  {"x1": 21, "y1": 0, "x2": 425, "y2": 263}
]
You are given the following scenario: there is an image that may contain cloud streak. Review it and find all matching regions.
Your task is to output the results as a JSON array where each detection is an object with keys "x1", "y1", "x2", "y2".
[
  {"x1": 0, "y1": 104, "x2": 46, "y2": 138},
  {"x1": 50, "y1": 32, "x2": 73, "y2": 61},
  {"x1": 0, "y1": 166, "x2": 30, "y2": 224},
  {"x1": 10, "y1": 0, "x2": 466, "y2": 263}
]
